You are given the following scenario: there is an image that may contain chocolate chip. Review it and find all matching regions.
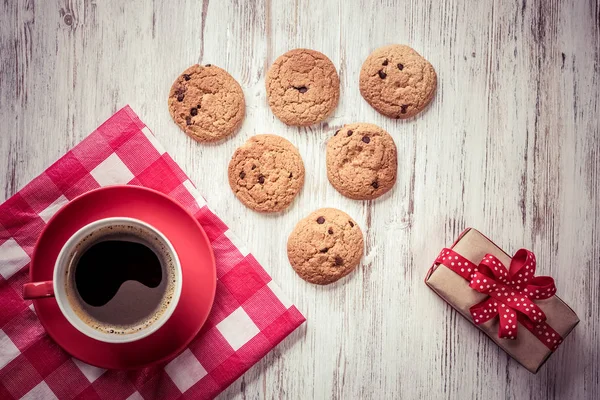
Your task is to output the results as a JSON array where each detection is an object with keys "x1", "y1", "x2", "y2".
[
  {"x1": 349, "y1": 221, "x2": 354, "y2": 227},
  {"x1": 289, "y1": 172, "x2": 293, "y2": 178},
  {"x1": 183, "y1": 74, "x2": 191, "y2": 81},
  {"x1": 295, "y1": 86, "x2": 308, "y2": 93},
  {"x1": 177, "y1": 94, "x2": 184, "y2": 102},
  {"x1": 251, "y1": 164, "x2": 256, "y2": 170},
  {"x1": 378, "y1": 70, "x2": 387, "y2": 79},
  {"x1": 382, "y1": 59, "x2": 388, "y2": 66},
  {"x1": 258, "y1": 175, "x2": 265, "y2": 184},
  {"x1": 397, "y1": 63, "x2": 404, "y2": 70},
  {"x1": 205, "y1": 64, "x2": 212, "y2": 67},
  {"x1": 347, "y1": 130, "x2": 353, "y2": 136},
  {"x1": 362, "y1": 136, "x2": 370, "y2": 143},
  {"x1": 317, "y1": 216, "x2": 325, "y2": 224},
  {"x1": 334, "y1": 129, "x2": 340, "y2": 136},
  {"x1": 319, "y1": 248, "x2": 329, "y2": 253},
  {"x1": 190, "y1": 107, "x2": 198, "y2": 116},
  {"x1": 400, "y1": 104, "x2": 408, "y2": 114},
  {"x1": 185, "y1": 116, "x2": 192, "y2": 125},
  {"x1": 239, "y1": 171, "x2": 246, "y2": 179},
  {"x1": 328, "y1": 228, "x2": 333, "y2": 235},
  {"x1": 372, "y1": 181, "x2": 379, "y2": 189},
  {"x1": 197, "y1": 104, "x2": 201, "y2": 109},
  {"x1": 335, "y1": 256, "x2": 343, "y2": 266}
]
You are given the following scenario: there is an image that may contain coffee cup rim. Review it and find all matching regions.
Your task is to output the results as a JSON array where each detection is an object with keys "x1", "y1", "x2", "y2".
[{"x1": 53, "y1": 217, "x2": 183, "y2": 344}]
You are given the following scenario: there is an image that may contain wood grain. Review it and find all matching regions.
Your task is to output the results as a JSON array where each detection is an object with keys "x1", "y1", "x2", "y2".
[{"x1": 1, "y1": 0, "x2": 599, "y2": 399}]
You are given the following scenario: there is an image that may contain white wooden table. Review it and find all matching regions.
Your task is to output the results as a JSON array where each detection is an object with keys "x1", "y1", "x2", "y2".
[{"x1": 1, "y1": 0, "x2": 599, "y2": 399}]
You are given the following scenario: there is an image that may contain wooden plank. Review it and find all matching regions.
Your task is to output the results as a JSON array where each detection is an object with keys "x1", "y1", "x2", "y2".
[{"x1": 0, "y1": 0, "x2": 598, "y2": 399}]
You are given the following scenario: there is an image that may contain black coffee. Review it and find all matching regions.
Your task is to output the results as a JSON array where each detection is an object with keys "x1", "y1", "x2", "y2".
[
  {"x1": 75, "y1": 240, "x2": 162, "y2": 307},
  {"x1": 65, "y1": 223, "x2": 177, "y2": 335}
]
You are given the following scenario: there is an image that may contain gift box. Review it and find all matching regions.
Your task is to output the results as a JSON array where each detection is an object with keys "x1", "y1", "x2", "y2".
[{"x1": 425, "y1": 228, "x2": 579, "y2": 373}]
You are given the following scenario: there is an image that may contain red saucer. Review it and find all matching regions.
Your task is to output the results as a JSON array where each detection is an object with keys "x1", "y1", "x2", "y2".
[{"x1": 29, "y1": 185, "x2": 216, "y2": 369}]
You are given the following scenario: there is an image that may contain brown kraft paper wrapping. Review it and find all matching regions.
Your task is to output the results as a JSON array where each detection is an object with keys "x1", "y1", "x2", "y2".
[{"x1": 425, "y1": 228, "x2": 579, "y2": 373}]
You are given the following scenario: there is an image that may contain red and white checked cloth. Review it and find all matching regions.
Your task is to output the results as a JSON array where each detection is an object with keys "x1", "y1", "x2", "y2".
[{"x1": 0, "y1": 106, "x2": 305, "y2": 400}]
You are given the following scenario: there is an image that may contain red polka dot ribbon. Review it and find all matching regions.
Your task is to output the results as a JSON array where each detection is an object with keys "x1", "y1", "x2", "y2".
[{"x1": 435, "y1": 248, "x2": 564, "y2": 351}]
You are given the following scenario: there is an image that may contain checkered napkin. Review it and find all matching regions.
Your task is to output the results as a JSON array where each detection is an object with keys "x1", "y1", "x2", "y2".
[{"x1": 0, "y1": 106, "x2": 305, "y2": 400}]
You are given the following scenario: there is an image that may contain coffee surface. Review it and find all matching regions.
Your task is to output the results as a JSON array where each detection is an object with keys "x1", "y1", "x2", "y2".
[
  {"x1": 64, "y1": 223, "x2": 177, "y2": 336},
  {"x1": 75, "y1": 240, "x2": 162, "y2": 306}
]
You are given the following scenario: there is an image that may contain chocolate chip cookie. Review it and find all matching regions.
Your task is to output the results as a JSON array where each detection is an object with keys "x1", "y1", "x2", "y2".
[
  {"x1": 326, "y1": 123, "x2": 397, "y2": 200},
  {"x1": 266, "y1": 49, "x2": 340, "y2": 126},
  {"x1": 168, "y1": 64, "x2": 245, "y2": 142},
  {"x1": 287, "y1": 208, "x2": 363, "y2": 285},
  {"x1": 228, "y1": 134, "x2": 305, "y2": 212},
  {"x1": 359, "y1": 45, "x2": 437, "y2": 119}
]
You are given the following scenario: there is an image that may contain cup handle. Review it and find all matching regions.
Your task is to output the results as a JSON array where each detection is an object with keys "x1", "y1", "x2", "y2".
[{"x1": 23, "y1": 281, "x2": 55, "y2": 300}]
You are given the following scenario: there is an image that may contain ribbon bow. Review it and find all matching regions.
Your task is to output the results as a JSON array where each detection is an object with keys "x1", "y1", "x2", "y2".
[{"x1": 435, "y1": 248, "x2": 564, "y2": 351}]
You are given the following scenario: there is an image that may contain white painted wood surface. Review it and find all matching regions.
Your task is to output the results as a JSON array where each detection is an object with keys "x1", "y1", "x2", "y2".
[{"x1": 1, "y1": 0, "x2": 599, "y2": 399}]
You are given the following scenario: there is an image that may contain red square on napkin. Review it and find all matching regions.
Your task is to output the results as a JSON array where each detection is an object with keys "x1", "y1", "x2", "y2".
[{"x1": 0, "y1": 106, "x2": 305, "y2": 400}]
